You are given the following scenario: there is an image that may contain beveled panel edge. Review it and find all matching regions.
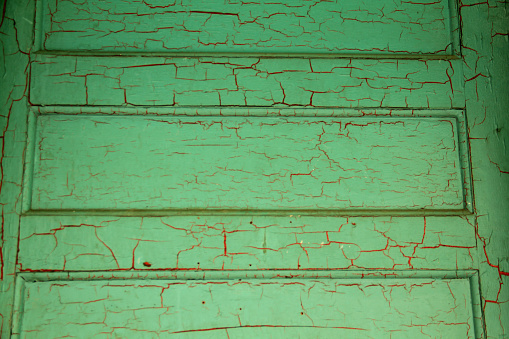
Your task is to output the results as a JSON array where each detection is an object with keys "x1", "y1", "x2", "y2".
[
  {"x1": 32, "y1": 50, "x2": 462, "y2": 60},
  {"x1": 16, "y1": 269, "x2": 479, "y2": 282},
  {"x1": 10, "y1": 270, "x2": 484, "y2": 338},
  {"x1": 20, "y1": 107, "x2": 473, "y2": 216}
]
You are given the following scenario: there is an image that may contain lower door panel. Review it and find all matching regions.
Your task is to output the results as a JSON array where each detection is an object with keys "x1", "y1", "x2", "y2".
[{"x1": 13, "y1": 272, "x2": 478, "y2": 338}]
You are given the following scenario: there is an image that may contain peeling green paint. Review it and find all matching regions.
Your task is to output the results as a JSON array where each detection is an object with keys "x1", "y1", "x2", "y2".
[
  {"x1": 30, "y1": 114, "x2": 465, "y2": 211},
  {"x1": 461, "y1": 1, "x2": 509, "y2": 338},
  {"x1": 17, "y1": 216, "x2": 477, "y2": 271},
  {"x1": 36, "y1": 0, "x2": 459, "y2": 56},
  {"x1": 30, "y1": 55, "x2": 465, "y2": 107},
  {"x1": 0, "y1": 0, "x2": 508, "y2": 338},
  {"x1": 17, "y1": 278, "x2": 475, "y2": 338}
]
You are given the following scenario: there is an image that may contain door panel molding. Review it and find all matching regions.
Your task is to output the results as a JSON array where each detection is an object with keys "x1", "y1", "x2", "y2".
[
  {"x1": 34, "y1": 0, "x2": 461, "y2": 58},
  {"x1": 22, "y1": 108, "x2": 473, "y2": 215},
  {"x1": 11, "y1": 270, "x2": 483, "y2": 338}
]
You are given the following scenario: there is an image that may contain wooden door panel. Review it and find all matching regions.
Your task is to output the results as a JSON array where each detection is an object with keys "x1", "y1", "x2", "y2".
[
  {"x1": 1, "y1": 0, "x2": 508, "y2": 338},
  {"x1": 15, "y1": 276, "x2": 474, "y2": 338},
  {"x1": 36, "y1": 0, "x2": 459, "y2": 56},
  {"x1": 28, "y1": 113, "x2": 467, "y2": 211}
]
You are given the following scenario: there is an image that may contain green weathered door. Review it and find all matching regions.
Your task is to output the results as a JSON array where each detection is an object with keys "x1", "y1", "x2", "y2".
[{"x1": 0, "y1": 0, "x2": 507, "y2": 338}]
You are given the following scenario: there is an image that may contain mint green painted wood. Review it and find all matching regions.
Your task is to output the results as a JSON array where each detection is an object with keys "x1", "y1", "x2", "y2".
[
  {"x1": 0, "y1": 0, "x2": 508, "y2": 338},
  {"x1": 461, "y1": 1, "x2": 509, "y2": 337},
  {"x1": 37, "y1": 0, "x2": 457, "y2": 56},
  {"x1": 18, "y1": 215, "x2": 477, "y2": 271},
  {"x1": 30, "y1": 115, "x2": 464, "y2": 211},
  {"x1": 17, "y1": 278, "x2": 474, "y2": 338},
  {"x1": 0, "y1": 1, "x2": 35, "y2": 338},
  {"x1": 30, "y1": 54, "x2": 465, "y2": 108}
]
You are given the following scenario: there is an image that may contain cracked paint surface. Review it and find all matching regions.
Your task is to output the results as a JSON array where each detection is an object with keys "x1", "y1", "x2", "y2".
[
  {"x1": 30, "y1": 55, "x2": 465, "y2": 108},
  {"x1": 460, "y1": 0, "x2": 509, "y2": 337},
  {"x1": 18, "y1": 216, "x2": 477, "y2": 271},
  {"x1": 0, "y1": 1, "x2": 33, "y2": 337},
  {"x1": 39, "y1": 0, "x2": 456, "y2": 55},
  {"x1": 0, "y1": 0, "x2": 507, "y2": 338},
  {"x1": 31, "y1": 114, "x2": 464, "y2": 211},
  {"x1": 17, "y1": 278, "x2": 474, "y2": 338}
]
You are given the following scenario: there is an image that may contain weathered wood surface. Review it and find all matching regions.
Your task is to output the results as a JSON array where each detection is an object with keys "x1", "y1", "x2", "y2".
[
  {"x1": 17, "y1": 278, "x2": 473, "y2": 338},
  {"x1": 0, "y1": 2, "x2": 34, "y2": 338},
  {"x1": 0, "y1": 0, "x2": 507, "y2": 337},
  {"x1": 37, "y1": 0, "x2": 457, "y2": 55},
  {"x1": 18, "y1": 216, "x2": 476, "y2": 271},
  {"x1": 30, "y1": 55, "x2": 465, "y2": 108},
  {"x1": 461, "y1": 1, "x2": 509, "y2": 336},
  {"x1": 30, "y1": 115, "x2": 464, "y2": 211}
]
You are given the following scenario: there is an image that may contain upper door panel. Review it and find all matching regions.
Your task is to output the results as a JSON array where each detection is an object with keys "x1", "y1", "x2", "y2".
[{"x1": 36, "y1": 0, "x2": 460, "y2": 57}]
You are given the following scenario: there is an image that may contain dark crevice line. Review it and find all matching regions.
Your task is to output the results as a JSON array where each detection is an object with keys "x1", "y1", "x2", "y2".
[
  {"x1": 33, "y1": 106, "x2": 466, "y2": 111},
  {"x1": 34, "y1": 113, "x2": 464, "y2": 120},
  {"x1": 31, "y1": 105, "x2": 468, "y2": 113},
  {"x1": 23, "y1": 208, "x2": 474, "y2": 217},
  {"x1": 17, "y1": 269, "x2": 479, "y2": 281},
  {"x1": 0, "y1": 0, "x2": 7, "y2": 30},
  {"x1": 33, "y1": 50, "x2": 461, "y2": 60}
]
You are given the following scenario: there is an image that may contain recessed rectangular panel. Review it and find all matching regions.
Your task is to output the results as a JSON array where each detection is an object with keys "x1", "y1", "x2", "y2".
[
  {"x1": 37, "y1": 0, "x2": 457, "y2": 56},
  {"x1": 29, "y1": 114, "x2": 464, "y2": 211},
  {"x1": 17, "y1": 278, "x2": 475, "y2": 338}
]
